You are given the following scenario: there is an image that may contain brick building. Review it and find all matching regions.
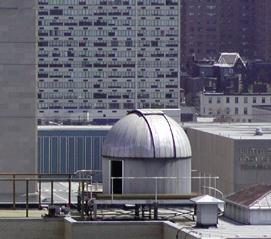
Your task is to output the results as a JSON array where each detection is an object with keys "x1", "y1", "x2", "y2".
[{"x1": 181, "y1": 0, "x2": 271, "y2": 70}]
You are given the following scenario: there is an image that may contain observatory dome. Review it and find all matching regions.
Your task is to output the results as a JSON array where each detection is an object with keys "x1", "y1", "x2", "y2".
[{"x1": 102, "y1": 109, "x2": 191, "y2": 159}]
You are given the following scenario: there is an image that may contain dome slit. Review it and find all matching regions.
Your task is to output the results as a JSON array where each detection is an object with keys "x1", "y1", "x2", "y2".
[
  {"x1": 163, "y1": 115, "x2": 177, "y2": 158},
  {"x1": 141, "y1": 114, "x2": 156, "y2": 158}
]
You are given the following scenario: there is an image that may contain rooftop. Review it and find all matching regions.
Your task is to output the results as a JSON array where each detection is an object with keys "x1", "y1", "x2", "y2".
[
  {"x1": 226, "y1": 184, "x2": 271, "y2": 209},
  {"x1": 38, "y1": 125, "x2": 112, "y2": 131},
  {"x1": 215, "y1": 52, "x2": 246, "y2": 68},
  {"x1": 202, "y1": 92, "x2": 271, "y2": 96},
  {"x1": 182, "y1": 216, "x2": 271, "y2": 238},
  {"x1": 191, "y1": 195, "x2": 224, "y2": 205},
  {"x1": 185, "y1": 122, "x2": 271, "y2": 140}
]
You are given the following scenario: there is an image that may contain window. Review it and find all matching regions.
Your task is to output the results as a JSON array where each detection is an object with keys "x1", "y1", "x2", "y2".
[
  {"x1": 235, "y1": 107, "x2": 238, "y2": 115},
  {"x1": 226, "y1": 97, "x2": 230, "y2": 103},
  {"x1": 208, "y1": 108, "x2": 213, "y2": 115},
  {"x1": 226, "y1": 108, "x2": 230, "y2": 115},
  {"x1": 235, "y1": 97, "x2": 239, "y2": 103},
  {"x1": 244, "y1": 107, "x2": 248, "y2": 115},
  {"x1": 253, "y1": 97, "x2": 256, "y2": 103},
  {"x1": 244, "y1": 97, "x2": 248, "y2": 104},
  {"x1": 208, "y1": 97, "x2": 212, "y2": 104},
  {"x1": 262, "y1": 97, "x2": 266, "y2": 104},
  {"x1": 217, "y1": 97, "x2": 221, "y2": 104}
]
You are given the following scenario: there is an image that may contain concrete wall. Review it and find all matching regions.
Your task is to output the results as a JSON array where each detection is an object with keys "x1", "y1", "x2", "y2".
[
  {"x1": 0, "y1": 218, "x2": 63, "y2": 239},
  {"x1": 0, "y1": 0, "x2": 37, "y2": 193},
  {"x1": 102, "y1": 157, "x2": 191, "y2": 194},
  {"x1": 64, "y1": 219, "x2": 200, "y2": 239},
  {"x1": 186, "y1": 128, "x2": 235, "y2": 196},
  {"x1": 163, "y1": 221, "x2": 201, "y2": 239},
  {"x1": 65, "y1": 218, "x2": 163, "y2": 239},
  {"x1": 0, "y1": 218, "x2": 200, "y2": 239},
  {"x1": 187, "y1": 127, "x2": 271, "y2": 196},
  {"x1": 234, "y1": 139, "x2": 271, "y2": 192}
]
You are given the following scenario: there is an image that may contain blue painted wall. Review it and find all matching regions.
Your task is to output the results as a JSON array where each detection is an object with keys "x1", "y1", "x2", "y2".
[{"x1": 38, "y1": 127, "x2": 111, "y2": 182}]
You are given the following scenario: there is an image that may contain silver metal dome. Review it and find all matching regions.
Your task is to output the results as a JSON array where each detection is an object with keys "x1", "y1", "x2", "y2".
[{"x1": 102, "y1": 109, "x2": 192, "y2": 159}]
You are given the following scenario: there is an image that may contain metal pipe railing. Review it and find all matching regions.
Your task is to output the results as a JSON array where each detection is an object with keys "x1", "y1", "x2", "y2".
[
  {"x1": 26, "y1": 180, "x2": 29, "y2": 218},
  {"x1": 12, "y1": 174, "x2": 16, "y2": 209},
  {"x1": 0, "y1": 172, "x2": 100, "y2": 218},
  {"x1": 110, "y1": 176, "x2": 220, "y2": 202}
]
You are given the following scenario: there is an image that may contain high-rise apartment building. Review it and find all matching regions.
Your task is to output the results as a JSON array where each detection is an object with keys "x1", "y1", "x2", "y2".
[
  {"x1": 181, "y1": 0, "x2": 220, "y2": 68},
  {"x1": 37, "y1": 0, "x2": 180, "y2": 124},
  {"x1": 254, "y1": 0, "x2": 271, "y2": 62},
  {"x1": 181, "y1": 0, "x2": 271, "y2": 69},
  {"x1": 220, "y1": 0, "x2": 255, "y2": 59}
]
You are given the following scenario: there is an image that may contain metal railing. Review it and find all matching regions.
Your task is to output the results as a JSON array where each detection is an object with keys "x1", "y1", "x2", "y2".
[
  {"x1": 110, "y1": 176, "x2": 220, "y2": 202},
  {"x1": 0, "y1": 173, "x2": 95, "y2": 217}
]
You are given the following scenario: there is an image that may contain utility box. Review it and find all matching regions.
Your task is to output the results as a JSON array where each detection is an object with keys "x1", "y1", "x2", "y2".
[{"x1": 191, "y1": 195, "x2": 224, "y2": 227}]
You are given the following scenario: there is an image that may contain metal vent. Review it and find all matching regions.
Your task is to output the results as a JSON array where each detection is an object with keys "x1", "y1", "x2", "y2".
[{"x1": 255, "y1": 127, "x2": 263, "y2": 136}]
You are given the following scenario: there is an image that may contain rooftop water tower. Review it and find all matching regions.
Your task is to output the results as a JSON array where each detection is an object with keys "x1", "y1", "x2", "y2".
[{"x1": 102, "y1": 110, "x2": 192, "y2": 195}]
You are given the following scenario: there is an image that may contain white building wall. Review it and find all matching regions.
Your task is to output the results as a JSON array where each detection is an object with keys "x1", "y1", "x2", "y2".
[
  {"x1": 249, "y1": 209, "x2": 271, "y2": 225},
  {"x1": 225, "y1": 203, "x2": 271, "y2": 225},
  {"x1": 102, "y1": 157, "x2": 191, "y2": 195},
  {"x1": 200, "y1": 93, "x2": 271, "y2": 122}
]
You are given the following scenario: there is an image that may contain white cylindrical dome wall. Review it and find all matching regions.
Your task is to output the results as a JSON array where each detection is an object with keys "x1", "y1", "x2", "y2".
[{"x1": 102, "y1": 109, "x2": 192, "y2": 195}]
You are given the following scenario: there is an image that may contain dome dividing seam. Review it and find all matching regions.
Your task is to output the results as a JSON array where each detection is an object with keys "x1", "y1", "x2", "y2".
[
  {"x1": 140, "y1": 112, "x2": 156, "y2": 158},
  {"x1": 163, "y1": 114, "x2": 177, "y2": 158}
]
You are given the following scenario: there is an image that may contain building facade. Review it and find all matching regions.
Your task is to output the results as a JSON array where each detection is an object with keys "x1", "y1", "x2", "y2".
[
  {"x1": 181, "y1": 0, "x2": 271, "y2": 70},
  {"x1": 219, "y1": 0, "x2": 256, "y2": 60},
  {"x1": 38, "y1": 125, "x2": 111, "y2": 181},
  {"x1": 0, "y1": 0, "x2": 37, "y2": 193},
  {"x1": 181, "y1": 0, "x2": 220, "y2": 68},
  {"x1": 38, "y1": 0, "x2": 180, "y2": 124},
  {"x1": 186, "y1": 123, "x2": 271, "y2": 195},
  {"x1": 200, "y1": 93, "x2": 271, "y2": 122},
  {"x1": 254, "y1": 0, "x2": 271, "y2": 62}
]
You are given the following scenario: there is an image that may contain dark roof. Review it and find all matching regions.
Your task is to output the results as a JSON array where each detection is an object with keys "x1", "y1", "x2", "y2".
[{"x1": 226, "y1": 184, "x2": 271, "y2": 207}]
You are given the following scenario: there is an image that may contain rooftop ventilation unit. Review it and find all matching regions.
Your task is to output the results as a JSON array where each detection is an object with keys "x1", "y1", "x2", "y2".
[
  {"x1": 191, "y1": 195, "x2": 224, "y2": 228},
  {"x1": 255, "y1": 127, "x2": 263, "y2": 136}
]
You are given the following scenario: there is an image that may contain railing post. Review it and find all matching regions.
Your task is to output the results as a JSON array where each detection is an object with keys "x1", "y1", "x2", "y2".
[
  {"x1": 81, "y1": 181, "x2": 85, "y2": 220},
  {"x1": 90, "y1": 176, "x2": 93, "y2": 199},
  {"x1": 68, "y1": 174, "x2": 71, "y2": 207},
  {"x1": 209, "y1": 174, "x2": 211, "y2": 195},
  {"x1": 51, "y1": 180, "x2": 54, "y2": 205},
  {"x1": 111, "y1": 178, "x2": 114, "y2": 201},
  {"x1": 198, "y1": 172, "x2": 201, "y2": 194},
  {"x1": 26, "y1": 180, "x2": 29, "y2": 218},
  {"x1": 214, "y1": 178, "x2": 217, "y2": 198},
  {"x1": 155, "y1": 177, "x2": 158, "y2": 202},
  {"x1": 203, "y1": 173, "x2": 206, "y2": 194},
  {"x1": 38, "y1": 177, "x2": 42, "y2": 209},
  {"x1": 153, "y1": 202, "x2": 158, "y2": 220},
  {"x1": 12, "y1": 174, "x2": 16, "y2": 209}
]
